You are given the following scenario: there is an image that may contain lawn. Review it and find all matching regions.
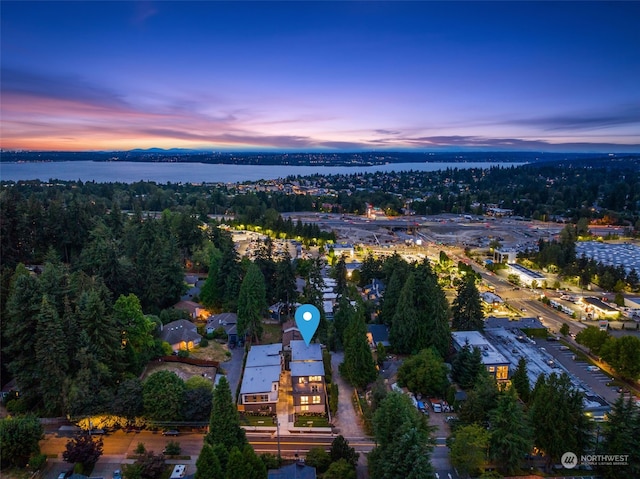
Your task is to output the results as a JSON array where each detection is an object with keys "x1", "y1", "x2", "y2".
[
  {"x1": 240, "y1": 414, "x2": 275, "y2": 426},
  {"x1": 294, "y1": 415, "x2": 330, "y2": 427}
]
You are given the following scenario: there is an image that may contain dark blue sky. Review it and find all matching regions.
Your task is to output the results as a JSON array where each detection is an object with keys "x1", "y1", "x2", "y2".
[{"x1": 2, "y1": 1, "x2": 639, "y2": 152}]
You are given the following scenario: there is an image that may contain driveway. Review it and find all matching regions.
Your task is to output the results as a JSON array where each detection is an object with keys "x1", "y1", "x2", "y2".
[
  {"x1": 329, "y1": 351, "x2": 367, "y2": 440},
  {"x1": 223, "y1": 345, "x2": 245, "y2": 399}
]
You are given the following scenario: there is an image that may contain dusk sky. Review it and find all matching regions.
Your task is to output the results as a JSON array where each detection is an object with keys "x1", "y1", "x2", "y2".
[{"x1": 2, "y1": 1, "x2": 639, "y2": 153}]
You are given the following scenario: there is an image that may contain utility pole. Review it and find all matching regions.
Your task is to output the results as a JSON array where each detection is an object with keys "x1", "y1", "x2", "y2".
[{"x1": 273, "y1": 415, "x2": 281, "y2": 459}]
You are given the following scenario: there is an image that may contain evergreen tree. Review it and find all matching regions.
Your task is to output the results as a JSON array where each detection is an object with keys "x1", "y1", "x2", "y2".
[
  {"x1": 458, "y1": 371, "x2": 499, "y2": 426},
  {"x1": 389, "y1": 272, "x2": 418, "y2": 353},
  {"x1": 330, "y1": 435, "x2": 359, "y2": 467},
  {"x1": 359, "y1": 253, "x2": 382, "y2": 287},
  {"x1": 35, "y1": 296, "x2": 69, "y2": 416},
  {"x1": 4, "y1": 271, "x2": 42, "y2": 409},
  {"x1": 333, "y1": 295, "x2": 353, "y2": 347},
  {"x1": 333, "y1": 255, "x2": 348, "y2": 298},
  {"x1": 242, "y1": 444, "x2": 267, "y2": 479},
  {"x1": 511, "y1": 357, "x2": 531, "y2": 403},
  {"x1": 195, "y1": 443, "x2": 223, "y2": 479},
  {"x1": 207, "y1": 376, "x2": 247, "y2": 451},
  {"x1": 489, "y1": 387, "x2": 533, "y2": 475},
  {"x1": 529, "y1": 373, "x2": 593, "y2": 471},
  {"x1": 76, "y1": 290, "x2": 123, "y2": 371},
  {"x1": 379, "y1": 267, "x2": 406, "y2": 326},
  {"x1": 225, "y1": 447, "x2": 248, "y2": 479},
  {"x1": 340, "y1": 304, "x2": 377, "y2": 389},
  {"x1": 237, "y1": 263, "x2": 267, "y2": 343},
  {"x1": 65, "y1": 331, "x2": 115, "y2": 418},
  {"x1": 218, "y1": 238, "x2": 242, "y2": 311},
  {"x1": 598, "y1": 395, "x2": 640, "y2": 479},
  {"x1": 451, "y1": 342, "x2": 484, "y2": 390},
  {"x1": 200, "y1": 245, "x2": 223, "y2": 309},
  {"x1": 390, "y1": 260, "x2": 450, "y2": 356},
  {"x1": 451, "y1": 275, "x2": 484, "y2": 330},
  {"x1": 273, "y1": 250, "x2": 297, "y2": 314},
  {"x1": 369, "y1": 392, "x2": 435, "y2": 479}
]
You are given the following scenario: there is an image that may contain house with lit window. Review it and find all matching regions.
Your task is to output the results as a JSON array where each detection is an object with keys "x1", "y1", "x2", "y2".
[
  {"x1": 451, "y1": 331, "x2": 510, "y2": 381},
  {"x1": 239, "y1": 343, "x2": 282, "y2": 413},
  {"x1": 289, "y1": 340, "x2": 326, "y2": 414}
]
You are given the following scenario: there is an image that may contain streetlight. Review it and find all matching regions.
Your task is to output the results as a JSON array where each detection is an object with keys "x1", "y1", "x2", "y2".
[{"x1": 272, "y1": 415, "x2": 281, "y2": 459}]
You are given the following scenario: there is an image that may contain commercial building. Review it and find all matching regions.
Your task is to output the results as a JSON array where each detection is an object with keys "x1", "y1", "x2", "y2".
[
  {"x1": 451, "y1": 330, "x2": 509, "y2": 380},
  {"x1": 507, "y1": 263, "x2": 547, "y2": 287}
]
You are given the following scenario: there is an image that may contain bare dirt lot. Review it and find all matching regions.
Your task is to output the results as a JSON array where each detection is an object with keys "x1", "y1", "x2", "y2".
[{"x1": 141, "y1": 341, "x2": 229, "y2": 381}]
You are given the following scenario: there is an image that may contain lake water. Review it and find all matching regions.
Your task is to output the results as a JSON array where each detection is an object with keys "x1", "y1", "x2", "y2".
[{"x1": 0, "y1": 161, "x2": 525, "y2": 184}]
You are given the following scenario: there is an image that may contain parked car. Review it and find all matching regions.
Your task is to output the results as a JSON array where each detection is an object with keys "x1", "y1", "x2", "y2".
[
  {"x1": 90, "y1": 428, "x2": 106, "y2": 435},
  {"x1": 162, "y1": 429, "x2": 179, "y2": 436},
  {"x1": 113, "y1": 470, "x2": 122, "y2": 479}
]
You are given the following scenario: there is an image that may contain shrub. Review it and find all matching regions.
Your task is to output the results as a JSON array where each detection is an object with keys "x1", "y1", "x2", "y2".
[
  {"x1": 163, "y1": 440, "x2": 181, "y2": 456},
  {"x1": 200, "y1": 337, "x2": 209, "y2": 348},
  {"x1": 177, "y1": 350, "x2": 189, "y2": 358},
  {"x1": 28, "y1": 453, "x2": 47, "y2": 471},
  {"x1": 135, "y1": 442, "x2": 146, "y2": 454},
  {"x1": 329, "y1": 383, "x2": 339, "y2": 417}
]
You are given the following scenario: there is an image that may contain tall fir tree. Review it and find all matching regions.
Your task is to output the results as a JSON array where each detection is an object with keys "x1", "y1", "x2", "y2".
[
  {"x1": 511, "y1": 357, "x2": 531, "y2": 403},
  {"x1": 379, "y1": 267, "x2": 405, "y2": 326},
  {"x1": 195, "y1": 443, "x2": 223, "y2": 479},
  {"x1": 207, "y1": 376, "x2": 247, "y2": 451},
  {"x1": 199, "y1": 245, "x2": 223, "y2": 309},
  {"x1": 237, "y1": 263, "x2": 267, "y2": 343},
  {"x1": 369, "y1": 392, "x2": 435, "y2": 479},
  {"x1": 489, "y1": 387, "x2": 533, "y2": 475},
  {"x1": 340, "y1": 304, "x2": 377, "y2": 389},
  {"x1": 4, "y1": 270, "x2": 42, "y2": 409},
  {"x1": 390, "y1": 260, "x2": 450, "y2": 356},
  {"x1": 598, "y1": 395, "x2": 640, "y2": 479},
  {"x1": 451, "y1": 342, "x2": 484, "y2": 390},
  {"x1": 529, "y1": 373, "x2": 593, "y2": 472},
  {"x1": 451, "y1": 275, "x2": 484, "y2": 330},
  {"x1": 35, "y1": 296, "x2": 69, "y2": 415}
]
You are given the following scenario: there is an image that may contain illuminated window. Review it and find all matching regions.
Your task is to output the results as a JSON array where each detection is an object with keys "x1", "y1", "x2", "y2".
[
  {"x1": 309, "y1": 375, "x2": 322, "y2": 382},
  {"x1": 313, "y1": 396, "x2": 321, "y2": 404},
  {"x1": 301, "y1": 396, "x2": 309, "y2": 405},
  {"x1": 496, "y1": 366, "x2": 509, "y2": 380},
  {"x1": 488, "y1": 366, "x2": 495, "y2": 373},
  {"x1": 301, "y1": 405, "x2": 309, "y2": 412},
  {"x1": 298, "y1": 377, "x2": 306, "y2": 384}
]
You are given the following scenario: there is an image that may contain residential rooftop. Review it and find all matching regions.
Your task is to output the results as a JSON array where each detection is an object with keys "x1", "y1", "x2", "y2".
[
  {"x1": 290, "y1": 340, "x2": 323, "y2": 362},
  {"x1": 246, "y1": 343, "x2": 282, "y2": 368},
  {"x1": 240, "y1": 365, "x2": 281, "y2": 395}
]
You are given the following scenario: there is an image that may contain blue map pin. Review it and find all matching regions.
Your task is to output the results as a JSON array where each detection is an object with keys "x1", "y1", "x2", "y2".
[{"x1": 295, "y1": 304, "x2": 321, "y2": 345}]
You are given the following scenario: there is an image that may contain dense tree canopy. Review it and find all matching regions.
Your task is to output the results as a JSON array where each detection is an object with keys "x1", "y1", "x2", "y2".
[
  {"x1": 369, "y1": 392, "x2": 435, "y2": 479},
  {"x1": 529, "y1": 373, "x2": 593, "y2": 471},
  {"x1": 397, "y1": 348, "x2": 450, "y2": 398},
  {"x1": 0, "y1": 415, "x2": 44, "y2": 468}
]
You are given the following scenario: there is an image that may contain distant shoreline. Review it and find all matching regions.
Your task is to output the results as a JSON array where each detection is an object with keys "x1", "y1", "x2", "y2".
[{"x1": 0, "y1": 150, "x2": 627, "y2": 167}]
